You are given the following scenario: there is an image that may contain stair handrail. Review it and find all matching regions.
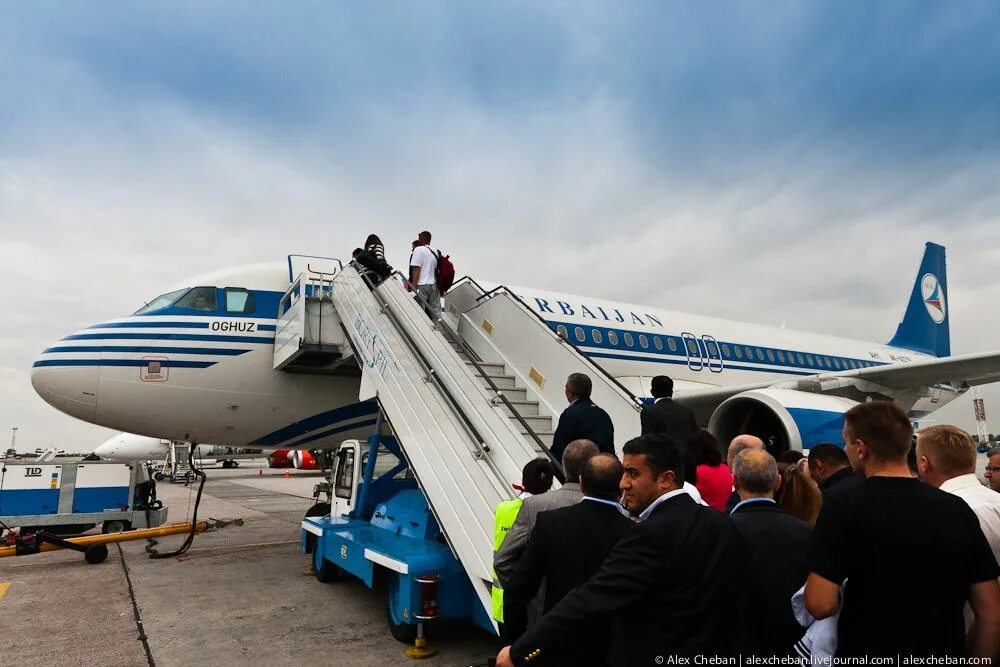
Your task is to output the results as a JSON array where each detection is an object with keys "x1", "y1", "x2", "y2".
[
  {"x1": 452, "y1": 277, "x2": 644, "y2": 412},
  {"x1": 362, "y1": 268, "x2": 565, "y2": 475}
]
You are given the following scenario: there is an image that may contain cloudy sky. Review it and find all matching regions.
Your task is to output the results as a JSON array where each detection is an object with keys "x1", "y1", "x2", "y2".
[{"x1": 3, "y1": 2, "x2": 1000, "y2": 452}]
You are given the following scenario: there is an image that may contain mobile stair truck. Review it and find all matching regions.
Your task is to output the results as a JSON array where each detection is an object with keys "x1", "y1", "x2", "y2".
[{"x1": 281, "y1": 260, "x2": 642, "y2": 646}]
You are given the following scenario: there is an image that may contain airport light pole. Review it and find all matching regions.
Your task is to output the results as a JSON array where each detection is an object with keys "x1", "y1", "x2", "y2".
[{"x1": 9, "y1": 427, "x2": 17, "y2": 452}]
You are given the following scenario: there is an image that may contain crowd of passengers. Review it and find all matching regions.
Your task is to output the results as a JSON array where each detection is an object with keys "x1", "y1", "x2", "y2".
[{"x1": 487, "y1": 373, "x2": 1000, "y2": 666}]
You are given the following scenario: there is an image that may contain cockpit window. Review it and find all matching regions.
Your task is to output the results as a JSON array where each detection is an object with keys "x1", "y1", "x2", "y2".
[
  {"x1": 135, "y1": 288, "x2": 188, "y2": 314},
  {"x1": 174, "y1": 287, "x2": 218, "y2": 312},
  {"x1": 224, "y1": 288, "x2": 255, "y2": 314}
]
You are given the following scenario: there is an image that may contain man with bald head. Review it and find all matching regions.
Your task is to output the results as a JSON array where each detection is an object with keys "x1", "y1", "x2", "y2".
[
  {"x1": 730, "y1": 449, "x2": 812, "y2": 654},
  {"x1": 725, "y1": 434, "x2": 765, "y2": 513},
  {"x1": 494, "y1": 439, "x2": 600, "y2": 588},
  {"x1": 503, "y1": 454, "x2": 633, "y2": 663}
]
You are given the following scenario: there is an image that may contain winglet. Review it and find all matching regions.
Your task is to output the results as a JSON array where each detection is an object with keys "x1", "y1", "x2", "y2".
[{"x1": 888, "y1": 242, "x2": 950, "y2": 357}]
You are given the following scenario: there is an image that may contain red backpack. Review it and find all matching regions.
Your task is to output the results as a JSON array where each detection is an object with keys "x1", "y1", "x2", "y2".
[{"x1": 435, "y1": 251, "x2": 455, "y2": 295}]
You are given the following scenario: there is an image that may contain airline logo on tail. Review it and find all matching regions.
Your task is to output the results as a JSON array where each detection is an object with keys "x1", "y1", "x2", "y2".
[{"x1": 921, "y1": 273, "x2": 946, "y2": 324}]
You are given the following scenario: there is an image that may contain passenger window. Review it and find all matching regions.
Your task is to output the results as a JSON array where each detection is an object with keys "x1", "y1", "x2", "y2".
[
  {"x1": 734, "y1": 346, "x2": 743, "y2": 359},
  {"x1": 592, "y1": 329, "x2": 603, "y2": 344},
  {"x1": 175, "y1": 286, "x2": 217, "y2": 312},
  {"x1": 556, "y1": 325, "x2": 568, "y2": 340},
  {"x1": 767, "y1": 350, "x2": 775, "y2": 362},
  {"x1": 745, "y1": 346, "x2": 753, "y2": 359},
  {"x1": 335, "y1": 449, "x2": 355, "y2": 499},
  {"x1": 653, "y1": 337, "x2": 663, "y2": 351},
  {"x1": 806, "y1": 354, "x2": 815, "y2": 366},
  {"x1": 777, "y1": 351, "x2": 785, "y2": 363},
  {"x1": 135, "y1": 288, "x2": 188, "y2": 314},
  {"x1": 687, "y1": 339, "x2": 698, "y2": 354},
  {"x1": 624, "y1": 333, "x2": 634, "y2": 347},
  {"x1": 667, "y1": 338, "x2": 677, "y2": 352},
  {"x1": 756, "y1": 348, "x2": 765, "y2": 361},
  {"x1": 833, "y1": 358, "x2": 842, "y2": 369},
  {"x1": 720, "y1": 344, "x2": 730, "y2": 358},
  {"x1": 574, "y1": 327, "x2": 586, "y2": 342},
  {"x1": 224, "y1": 288, "x2": 255, "y2": 314},
  {"x1": 608, "y1": 331, "x2": 619, "y2": 346},
  {"x1": 639, "y1": 335, "x2": 648, "y2": 349},
  {"x1": 796, "y1": 353, "x2": 805, "y2": 366}
]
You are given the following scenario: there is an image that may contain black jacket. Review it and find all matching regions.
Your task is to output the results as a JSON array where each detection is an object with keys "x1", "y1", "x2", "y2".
[
  {"x1": 640, "y1": 398, "x2": 698, "y2": 447},
  {"x1": 510, "y1": 492, "x2": 746, "y2": 666},
  {"x1": 504, "y1": 500, "x2": 633, "y2": 665},
  {"x1": 729, "y1": 500, "x2": 812, "y2": 655},
  {"x1": 551, "y1": 398, "x2": 615, "y2": 462},
  {"x1": 820, "y1": 466, "x2": 861, "y2": 498}
]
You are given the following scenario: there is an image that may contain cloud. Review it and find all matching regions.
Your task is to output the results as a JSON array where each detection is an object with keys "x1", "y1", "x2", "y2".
[{"x1": 3, "y1": 2, "x2": 1000, "y2": 450}]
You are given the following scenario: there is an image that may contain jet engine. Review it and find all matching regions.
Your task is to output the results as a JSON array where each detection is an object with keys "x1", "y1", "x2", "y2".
[
  {"x1": 708, "y1": 387, "x2": 859, "y2": 455},
  {"x1": 267, "y1": 449, "x2": 294, "y2": 468},
  {"x1": 290, "y1": 450, "x2": 320, "y2": 470}
]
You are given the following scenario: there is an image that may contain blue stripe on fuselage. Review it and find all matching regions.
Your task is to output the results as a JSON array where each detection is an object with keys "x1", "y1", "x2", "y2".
[
  {"x1": 88, "y1": 321, "x2": 276, "y2": 332},
  {"x1": 33, "y1": 359, "x2": 217, "y2": 369},
  {"x1": 61, "y1": 333, "x2": 273, "y2": 344},
  {"x1": 43, "y1": 346, "x2": 252, "y2": 356},
  {"x1": 249, "y1": 399, "x2": 379, "y2": 447}
]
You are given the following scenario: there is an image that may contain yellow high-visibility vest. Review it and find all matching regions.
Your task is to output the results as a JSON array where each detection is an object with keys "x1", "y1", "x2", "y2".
[{"x1": 491, "y1": 497, "x2": 523, "y2": 623}]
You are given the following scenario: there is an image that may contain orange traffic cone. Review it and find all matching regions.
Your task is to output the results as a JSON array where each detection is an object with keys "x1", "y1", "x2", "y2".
[{"x1": 283, "y1": 470, "x2": 290, "y2": 479}]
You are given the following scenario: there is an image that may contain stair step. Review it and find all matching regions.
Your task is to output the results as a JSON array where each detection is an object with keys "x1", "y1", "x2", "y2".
[
  {"x1": 492, "y1": 387, "x2": 527, "y2": 401},
  {"x1": 509, "y1": 415, "x2": 552, "y2": 431},
  {"x1": 520, "y1": 430, "x2": 555, "y2": 447},
  {"x1": 465, "y1": 361, "x2": 506, "y2": 376},
  {"x1": 500, "y1": 401, "x2": 540, "y2": 417},
  {"x1": 475, "y1": 374, "x2": 516, "y2": 389}
]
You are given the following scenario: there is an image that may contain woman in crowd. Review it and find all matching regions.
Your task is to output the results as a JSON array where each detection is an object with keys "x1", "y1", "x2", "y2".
[
  {"x1": 688, "y1": 429, "x2": 732, "y2": 512},
  {"x1": 776, "y1": 462, "x2": 822, "y2": 525}
]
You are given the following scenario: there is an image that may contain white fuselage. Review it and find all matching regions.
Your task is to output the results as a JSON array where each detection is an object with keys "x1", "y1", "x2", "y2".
[{"x1": 30, "y1": 262, "x2": 954, "y2": 451}]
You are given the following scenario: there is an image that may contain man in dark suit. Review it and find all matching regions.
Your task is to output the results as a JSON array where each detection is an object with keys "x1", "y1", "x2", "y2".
[
  {"x1": 495, "y1": 434, "x2": 745, "y2": 667},
  {"x1": 639, "y1": 375, "x2": 699, "y2": 484},
  {"x1": 503, "y1": 454, "x2": 632, "y2": 665},
  {"x1": 730, "y1": 448, "x2": 811, "y2": 655},
  {"x1": 551, "y1": 373, "x2": 614, "y2": 463}
]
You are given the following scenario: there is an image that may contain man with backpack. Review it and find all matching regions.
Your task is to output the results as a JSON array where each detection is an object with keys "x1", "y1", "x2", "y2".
[{"x1": 409, "y1": 230, "x2": 454, "y2": 321}]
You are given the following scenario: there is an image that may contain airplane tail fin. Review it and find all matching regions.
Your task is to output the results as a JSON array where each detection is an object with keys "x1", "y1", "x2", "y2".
[{"x1": 888, "y1": 242, "x2": 950, "y2": 357}]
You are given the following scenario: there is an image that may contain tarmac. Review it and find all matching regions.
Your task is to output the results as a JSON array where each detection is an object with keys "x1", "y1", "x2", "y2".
[{"x1": 0, "y1": 464, "x2": 500, "y2": 667}]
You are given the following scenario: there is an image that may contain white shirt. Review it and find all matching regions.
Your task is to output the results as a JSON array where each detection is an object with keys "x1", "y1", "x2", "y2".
[
  {"x1": 409, "y1": 245, "x2": 438, "y2": 286},
  {"x1": 638, "y1": 488, "x2": 689, "y2": 521},
  {"x1": 683, "y1": 481, "x2": 707, "y2": 506},
  {"x1": 940, "y1": 473, "x2": 1000, "y2": 562}
]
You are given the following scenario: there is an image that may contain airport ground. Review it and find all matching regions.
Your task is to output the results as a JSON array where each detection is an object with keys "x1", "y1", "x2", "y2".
[{"x1": 1, "y1": 464, "x2": 500, "y2": 667}]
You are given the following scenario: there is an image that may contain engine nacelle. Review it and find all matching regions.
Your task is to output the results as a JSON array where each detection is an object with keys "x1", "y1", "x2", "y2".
[
  {"x1": 291, "y1": 450, "x2": 319, "y2": 470},
  {"x1": 267, "y1": 449, "x2": 293, "y2": 468},
  {"x1": 708, "y1": 388, "x2": 858, "y2": 455}
]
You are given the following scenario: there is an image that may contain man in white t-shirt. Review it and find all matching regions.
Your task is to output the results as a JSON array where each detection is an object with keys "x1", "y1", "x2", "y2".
[
  {"x1": 916, "y1": 425, "x2": 1000, "y2": 562},
  {"x1": 409, "y1": 230, "x2": 441, "y2": 320}
]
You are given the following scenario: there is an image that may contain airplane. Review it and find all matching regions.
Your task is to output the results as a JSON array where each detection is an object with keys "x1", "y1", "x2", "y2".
[
  {"x1": 30, "y1": 244, "x2": 1000, "y2": 457},
  {"x1": 93, "y1": 432, "x2": 322, "y2": 470}
]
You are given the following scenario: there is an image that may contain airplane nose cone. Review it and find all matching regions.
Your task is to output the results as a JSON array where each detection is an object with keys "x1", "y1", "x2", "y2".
[{"x1": 31, "y1": 343, "x2": 100, "y2": 423}]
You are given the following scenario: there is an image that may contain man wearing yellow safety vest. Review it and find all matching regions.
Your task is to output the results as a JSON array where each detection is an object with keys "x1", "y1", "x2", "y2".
[{"x1": 492, "y1": 458, "x2": 557, "y2": 637}]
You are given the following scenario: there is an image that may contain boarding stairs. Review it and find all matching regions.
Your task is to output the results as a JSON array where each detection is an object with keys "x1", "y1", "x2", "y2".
[
  {"x1": 272, "y1": 262, "x2": 642, "y2": 618},
  {"x1": 168, "y1": 442, "x2": 192, "y2": 483}
]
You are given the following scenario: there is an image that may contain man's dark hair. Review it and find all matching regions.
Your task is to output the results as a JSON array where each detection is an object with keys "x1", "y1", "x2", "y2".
[
  {"x1": 807, "y1": 443, "x2": 850, "y2": 468},
  {"x1": 418, "y1": 230, "x2": 432, "y2": 243},
  {"x1": 688, "y1": 429, "x2": 722, "y2": 467},
  {"x1": 562, "y1": 439, "x2": 599, "y2": 482},
  {"x1": 566, "y1": 373, "x2": 593, "y2": 400},
  {"x1": 650, "y1": 376, "x2": 674, "y2": 399},
  {"x1": 352, "y1": 248, "x2": 364, "y2": 257},
  {"x1": 521, "y1": 458, "x2": 555, "y2": 495},
  {"x1": 622, "y1": 434, "x2": 683, "y2": 481},
  {"x1": 778, "y1": 450, "x2": 805, "y2": 465},
  {"x1": 581, "y1": 453, "x2": 624, "y2": 500},
  {"x1": 843, "y1": 401, "x2": 913, "y2": 462}
]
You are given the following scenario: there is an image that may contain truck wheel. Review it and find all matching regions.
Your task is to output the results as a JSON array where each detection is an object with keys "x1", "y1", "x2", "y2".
[
  {"x1": 103, "y1": 520, "x2": 127, "y2": 534},
  {"x1": 313, "y1": 547, "x2": 342, "y2": 583},
  {"x1": 153, "y1": 472, "x2": 165, "y2": 482},
  {"x1": 386, "y1": 574, "x2": 418, "y2": 644}
]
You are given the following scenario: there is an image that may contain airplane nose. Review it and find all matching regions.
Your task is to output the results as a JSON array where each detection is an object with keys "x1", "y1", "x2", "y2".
[{"x1": 31, "y1": 340, "x2": 100, "y2": 423}]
